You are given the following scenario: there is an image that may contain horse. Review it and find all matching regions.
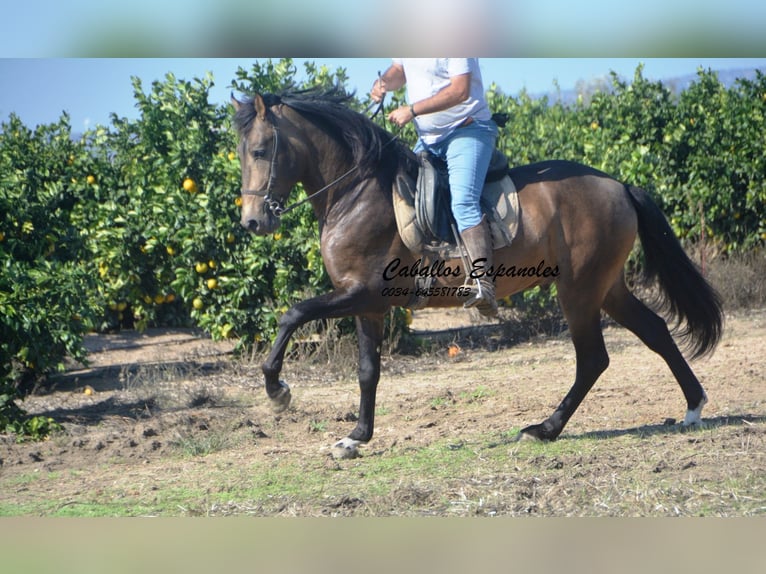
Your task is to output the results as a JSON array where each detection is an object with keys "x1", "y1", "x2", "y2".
[{"x1": 231, "y1": 86, "x2": 723, "y2": 460}]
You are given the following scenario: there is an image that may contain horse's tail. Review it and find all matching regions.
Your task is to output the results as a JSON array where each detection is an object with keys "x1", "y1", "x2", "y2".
[{"x1": 625, "y1": 185, "x2": 724, "y2": 359}]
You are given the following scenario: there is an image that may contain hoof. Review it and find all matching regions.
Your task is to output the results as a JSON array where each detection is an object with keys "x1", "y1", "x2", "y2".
[
  {"x1": 682, "y1": 393, "x2": 708, "y2": 427},
  {"x1": 331, "y1": 437, "x2": 362, "y2": 460},
  {"x1": 268, "y1": 380, "x2": 292, "y2": 414},
  {"x1": 515, "y1": 423, "x2": 556, "y2": 442},
  {"x1": 513, "y1": 430, "x2": 543, "y2": 443}
]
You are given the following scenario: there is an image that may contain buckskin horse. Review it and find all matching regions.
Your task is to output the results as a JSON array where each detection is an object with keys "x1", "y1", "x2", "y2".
[{"x1": 231, "y1": 87, "x2": 723, "y2": 459}]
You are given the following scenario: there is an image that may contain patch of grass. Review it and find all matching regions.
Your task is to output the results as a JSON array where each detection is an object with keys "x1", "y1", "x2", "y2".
[
  {"x1": 46, "y1": 485, "x2": 218, "y2": 517},
  {"x1": 705, "y1": 248, "x2": 766, "y2": 310},
  {"x1": 0, "y1": 502, "x2": 49, "y2": 516},
  {"x1": 1, "y1": 402, "x2": 762, "y2": 517},
  {"x1": 119, "y1": 362, "x2": 191, "y2": 392},
  {"x1": 429, "y1": 397, "x2": 447, "y2": 408},
  {"x1": 183, "y1": 385, "x2": 225, "y2": 409},
  {"x1": 217, "y1": 440, "x2": 491, "y2": 516},
  {"x1": 171, "y1": 430, "x2": 233, "y2": 457},
  {"x1": 3, "y1": 472, "x2": 44, "y2": 487},
  {"x1": 119, "y1": 362, "x2": 238, "y2": 411},
  {"x1": 460, "y1": 385, "x2": 495, "y2": 403},
  {"x1": 308, "y1": 419, "x2": 328, "y2": 433},
  {"x1": 375, "y1": 405, "x2": 392, "y2": 417}
]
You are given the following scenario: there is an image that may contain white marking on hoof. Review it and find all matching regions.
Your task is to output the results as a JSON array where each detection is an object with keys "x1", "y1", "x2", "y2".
[
  {"x1": 269, "y1": 381, "x2": 292, "y2": 414},
  {"x1": 511, "y1": 430, "x2": 542, "y2": 443},
  {"x1": 331, "y1": 437, "x2": 362, "y2": 460},
  {"x1": 683, "y1": 392, "x2": 708, "y2": 427}
]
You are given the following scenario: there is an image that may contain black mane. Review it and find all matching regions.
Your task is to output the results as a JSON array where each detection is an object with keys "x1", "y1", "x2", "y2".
[{"x1": 233, "y1": 86, "x2": 409, "y2": 179}]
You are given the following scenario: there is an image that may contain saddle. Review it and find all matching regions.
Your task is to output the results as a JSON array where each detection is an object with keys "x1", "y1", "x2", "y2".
[{"x1": 393, "y1": 148, "x2": 520, "y2": 261}]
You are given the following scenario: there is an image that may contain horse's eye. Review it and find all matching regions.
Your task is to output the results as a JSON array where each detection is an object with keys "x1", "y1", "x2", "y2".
[{"x1": 251, "y1": 149, "x2": 266, "y2": 159}]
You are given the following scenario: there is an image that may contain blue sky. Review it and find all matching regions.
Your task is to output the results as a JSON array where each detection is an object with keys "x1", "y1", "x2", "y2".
[
  {"x1": 2, "y1": 1, "x2": 765, "y2": 130},
  {"x1": 2, "y1": 58, "x2": 765, "y2": 132}
]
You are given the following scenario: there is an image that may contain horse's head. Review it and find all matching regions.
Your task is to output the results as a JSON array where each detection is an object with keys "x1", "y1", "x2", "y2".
[
  {"x1": 232, "y1": 93, "x2": 297, "y2": 235},
  {"x1": 232, "y1": 86, "x2": 400, "y2": 236}
]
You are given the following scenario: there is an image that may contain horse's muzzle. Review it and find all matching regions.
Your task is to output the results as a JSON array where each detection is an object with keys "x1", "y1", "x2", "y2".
[
  {"x1": 241, "y1": 217, "x2": 260, "y2": 233},
  {"x1": 241, "y1": 214, "x2": 280, "y2": 235}
]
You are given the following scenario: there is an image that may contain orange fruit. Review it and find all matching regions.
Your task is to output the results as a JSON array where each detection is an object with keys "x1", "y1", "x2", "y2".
[{"x1": 183, "y1": 178, "x2": 198, "y2": 193}]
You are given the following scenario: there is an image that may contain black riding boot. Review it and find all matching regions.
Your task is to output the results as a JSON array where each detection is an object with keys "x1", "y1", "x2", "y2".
[{"x1": 458, "y1": 216, "x2": 498, "y2": 317}]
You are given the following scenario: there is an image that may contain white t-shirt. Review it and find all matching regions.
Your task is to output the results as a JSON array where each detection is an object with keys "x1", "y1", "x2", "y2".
[{"x1": 392, "y1": 58, "x2": 491, "y2": 145}]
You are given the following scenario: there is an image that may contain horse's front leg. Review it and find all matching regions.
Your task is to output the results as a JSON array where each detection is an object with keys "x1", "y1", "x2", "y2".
[
  {"x1": 332, "y1": 314, "x2": 385, "y2": 460},
  {"x1": 261, "y1": 288, "x2": 368, "y2": 412}
]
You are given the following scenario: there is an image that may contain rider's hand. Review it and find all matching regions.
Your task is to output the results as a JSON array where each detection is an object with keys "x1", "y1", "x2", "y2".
[
  {"x1": 387, "y1": 105, "x2": 416, "y2": 128},
  {"x1": 370, "y1": 78, "x2": 386, "y2": 103}
]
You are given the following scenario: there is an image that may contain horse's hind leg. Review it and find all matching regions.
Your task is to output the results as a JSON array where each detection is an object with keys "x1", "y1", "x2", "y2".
[
  {"x1": 519, "y1": 302, "x2": 610, "y2": 441},
  {"x1": 602, "y1": 278, "x2": 707, "y2": 425}
]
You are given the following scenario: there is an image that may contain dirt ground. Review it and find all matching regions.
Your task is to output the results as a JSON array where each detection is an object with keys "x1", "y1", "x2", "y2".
[{"x1": 1, "y1": 307, "x2": 764, "y2": 516}]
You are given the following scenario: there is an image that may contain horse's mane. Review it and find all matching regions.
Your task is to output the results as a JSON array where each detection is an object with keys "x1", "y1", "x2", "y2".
[{"x1": 233, "y1": 85, "x2": 408, "y2": 179}]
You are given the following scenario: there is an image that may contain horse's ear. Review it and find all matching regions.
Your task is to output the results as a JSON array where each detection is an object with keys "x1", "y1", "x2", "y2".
[
  {"x1": 254, "y1": 94, "x2": 267, "y2": 120},
  {"x1": 230, "y1": 92, "x2": 242, "y2": 111}
]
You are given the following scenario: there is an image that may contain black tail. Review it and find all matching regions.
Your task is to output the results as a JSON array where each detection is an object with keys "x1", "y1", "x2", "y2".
[{"x1": 625, "y1": 185, "x2": 724, "y2": 359}]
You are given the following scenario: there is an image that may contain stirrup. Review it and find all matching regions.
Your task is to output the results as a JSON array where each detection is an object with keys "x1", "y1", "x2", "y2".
[{"x1": 458, "y1": 279, "x2": 498, "y2": 317}]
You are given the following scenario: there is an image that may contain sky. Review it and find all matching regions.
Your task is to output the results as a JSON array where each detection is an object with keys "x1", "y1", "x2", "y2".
[
  {"x1": 1, "y1": 0, "x2": 765, "y2": 131},
  {"x1": 2, "y1": 58, "x2": 765, "y2": 132}
]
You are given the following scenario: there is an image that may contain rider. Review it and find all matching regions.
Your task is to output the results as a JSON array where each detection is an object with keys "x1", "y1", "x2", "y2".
[{"x1": 370, "y1": 58, "x2": 499, "y2": 317}]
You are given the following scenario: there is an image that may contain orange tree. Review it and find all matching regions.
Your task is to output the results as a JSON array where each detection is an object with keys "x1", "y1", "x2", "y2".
[
  {"x1": 78, "y1": 60, "x2": 365, "y2": 347},
  {"x1": 486, "y1": 66, "x2": 766, "y2": 315},
  {"x1": 0, "y1": 114, "x2": 102, "y2": 436},
  {"x1": 70, "y1": 72, "x2": 243, "y2": 336},
  {"x1": 490, "y1": 65, "x2": 765, "y2": 251},
  {"x1": 665, "y1": 70, "x2": 766, "y2": 250}
]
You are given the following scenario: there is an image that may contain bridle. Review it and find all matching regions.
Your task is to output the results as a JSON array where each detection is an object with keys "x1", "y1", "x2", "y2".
[
  {"x1": 240, "y1": 119, "x2": 284, "y2": 215},
  {"x1": 239, "y1": 92, "x2": 391, "y2": 218}
]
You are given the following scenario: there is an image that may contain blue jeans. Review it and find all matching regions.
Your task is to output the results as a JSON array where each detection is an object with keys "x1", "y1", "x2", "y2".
[{"x1": 414, "y1": 119, "x2": 498, "y2": 232}]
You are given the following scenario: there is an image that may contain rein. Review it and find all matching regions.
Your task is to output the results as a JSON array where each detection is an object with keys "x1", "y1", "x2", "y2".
[{"x1": 241, "y1": 91, "x2": 394, "y2": 217}]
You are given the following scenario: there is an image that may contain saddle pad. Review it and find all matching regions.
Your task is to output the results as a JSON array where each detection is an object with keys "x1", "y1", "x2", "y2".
[{"x1": 393, "y1": 172, "x2": 519, "y2": 258}]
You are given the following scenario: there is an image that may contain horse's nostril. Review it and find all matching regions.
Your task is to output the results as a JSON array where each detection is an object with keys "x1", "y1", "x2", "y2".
[{"x1": 242, "y1": 219, "x2": 258, "y2": 232}]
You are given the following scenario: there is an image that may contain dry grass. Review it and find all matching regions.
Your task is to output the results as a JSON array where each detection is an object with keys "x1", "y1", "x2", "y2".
[{"x1": 705, "y1": 248, "x2": 766, "y2": 310}]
